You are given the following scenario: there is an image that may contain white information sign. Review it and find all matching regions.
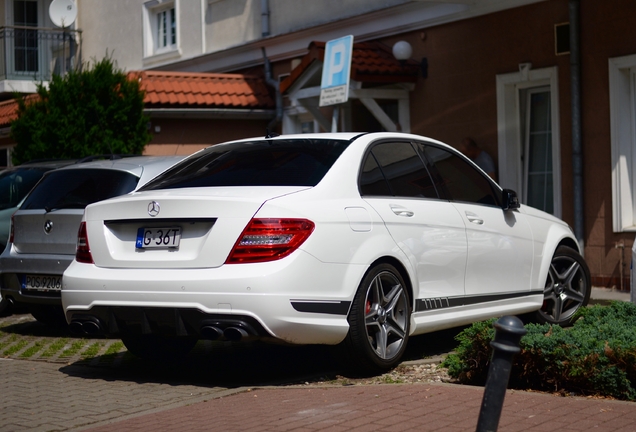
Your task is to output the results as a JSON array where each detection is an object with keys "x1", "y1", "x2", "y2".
[{"x1": 319, "y1": 35, "x2": 354, "y2": 107}]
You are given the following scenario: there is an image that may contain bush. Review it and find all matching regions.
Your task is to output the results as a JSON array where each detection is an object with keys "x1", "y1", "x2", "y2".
[
  {"x1": 441, "y1": 302, "x2": 636, "y2": 400},
  {"x1": 11, "y1": 57, "x2": 150, "y2": 165}
]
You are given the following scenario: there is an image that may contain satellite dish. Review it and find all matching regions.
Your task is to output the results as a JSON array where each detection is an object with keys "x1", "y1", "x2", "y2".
[{"x1": 49, "y1": 0, "x2": 77, "y2": 28}]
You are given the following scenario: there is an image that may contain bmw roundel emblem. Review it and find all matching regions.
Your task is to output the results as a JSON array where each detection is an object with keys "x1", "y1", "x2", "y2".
[
  {"x1": 148, "y1": 201, "x2": 160, "y2": 217},
  {"x1": 44, "y1": 220, "x2": 53, "y2": 234}
]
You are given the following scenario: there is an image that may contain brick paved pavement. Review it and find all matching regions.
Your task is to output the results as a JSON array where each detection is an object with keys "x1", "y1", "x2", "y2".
[
  {"x1": 0, "y1": 358, "x2": 241, "y2": 432},
  {"x1": 4, "y1": 354, "x2": 636, "y2": 432},
  {"x1": 83, "y1": 383, "x2": 636, "y2": 432}
]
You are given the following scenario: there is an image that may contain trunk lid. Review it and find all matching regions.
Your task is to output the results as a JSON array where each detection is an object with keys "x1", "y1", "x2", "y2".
[
  {"x1": 84, "y1": 186, "x2": 309, "y2": 269},
  {"x1": 13, "y1": 209, "x2": 84, "y2": 255}
]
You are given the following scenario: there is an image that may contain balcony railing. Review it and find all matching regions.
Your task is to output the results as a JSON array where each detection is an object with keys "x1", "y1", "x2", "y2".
[{"x1": 0, "y1": 25, "x2": 82, "y2": 83}]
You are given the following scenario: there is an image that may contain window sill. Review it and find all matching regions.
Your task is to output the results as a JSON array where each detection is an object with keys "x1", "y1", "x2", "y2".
[
  {"x1": 143, "y1": 48, "x2": 182, "y2": 67},
  {"x1": 615, "y1": 225, "x2": 636, "y2": 233}
]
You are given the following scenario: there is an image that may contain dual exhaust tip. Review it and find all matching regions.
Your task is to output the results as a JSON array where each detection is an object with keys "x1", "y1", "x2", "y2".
[
  {"x1": 201, "y1": 325, "x2": 249, "y2": 342},
  {"x1": 69, "y1": 319, "x2": 102, "y2": 336}
]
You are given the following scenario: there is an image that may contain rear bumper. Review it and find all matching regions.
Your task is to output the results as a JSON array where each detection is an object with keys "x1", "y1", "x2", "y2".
[
  {"x1": 0, "y1": 252, "x2": 73, "y2": 306},
  {"x1": 62, "y1": 251, "x2": 366, "y2": 345}
]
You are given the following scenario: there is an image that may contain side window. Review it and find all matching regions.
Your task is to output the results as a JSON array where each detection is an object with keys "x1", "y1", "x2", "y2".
[
  {"x1": 360, "y1": 142, "x2": 438, "y2": 199},
  {"x1": 360, "y1": 152, "x2": 391, "y2": 196},
  {"x1": 420, "y1": 144, "x2": 500, "y2": 207}
]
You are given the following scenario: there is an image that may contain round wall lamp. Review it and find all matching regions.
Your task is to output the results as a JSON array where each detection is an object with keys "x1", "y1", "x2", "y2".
[{"x1": 392, "y1": 41, "x2": 413, "y2": 61}]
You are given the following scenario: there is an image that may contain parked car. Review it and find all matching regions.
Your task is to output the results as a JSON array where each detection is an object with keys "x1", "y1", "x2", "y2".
[
  {"x1": 0, "y1": 160, "x2": 81, "y2": 316},
  {"x1": 62, "y1": 133, "x2": 590, "y2": 372},
  {"x1": 0, "y1": 156, "x2": 184, "y2": 323},
  {"x1": 0, "y1": 160, "x2": 79, "y2": 250}
]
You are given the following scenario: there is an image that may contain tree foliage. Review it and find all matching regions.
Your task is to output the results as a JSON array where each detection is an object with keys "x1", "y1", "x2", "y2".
[{"x1": 10, "y1": 58, "x2": 150, "y2": 164}]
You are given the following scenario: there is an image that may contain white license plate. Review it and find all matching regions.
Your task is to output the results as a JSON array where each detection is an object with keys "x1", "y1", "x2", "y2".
[
  {"x1": 136, "y1": 227, "x2": 181, "y2": 249},
  {"x1": 23, "y1": 274, "x2": 62, "y2": 291}
]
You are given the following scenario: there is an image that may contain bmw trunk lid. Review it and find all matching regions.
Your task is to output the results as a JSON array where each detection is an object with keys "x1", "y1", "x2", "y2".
[
  {"x1": 83, "y1": 187, "x2": 309, "y2": 269},
  {"x1": 12, "y1": 209, "x2": 84, "y2": 255}
]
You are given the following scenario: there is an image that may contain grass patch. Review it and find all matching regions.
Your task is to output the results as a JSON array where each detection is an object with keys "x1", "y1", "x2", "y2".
[
  {"x1": 0, "y1": 333, "x2": 19, "y2": 351},
  {"x1": 59, "y1": 340, "x2": 87, "y2": 358},
  {"x1": 3, "y1": 339, "x2": 29, "y2": 356},
  {"x1": 40, "y1": 338, "x2": 69, "y2": 358},
  {"x1": 105, "y1": 341, "x2": 124, "y2": 356},
  {"x1": 20, "y1": 340, "x2": 47, "y2": 358},
  {"x1": 80, "y1": 342, "x2": 103, "y2": 358}
]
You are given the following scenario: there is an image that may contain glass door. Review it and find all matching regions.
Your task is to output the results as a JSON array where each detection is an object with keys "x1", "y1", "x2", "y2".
[
  {"x1": 523, "y1": 86, "x2": 554, "y2": 214},
  {"x1": 12, "y1": 0, "x2": 39, "y2": 75}
]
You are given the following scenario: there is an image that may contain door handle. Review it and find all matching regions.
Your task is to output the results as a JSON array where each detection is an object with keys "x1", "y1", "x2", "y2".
[
  {"x1": 465, "y1": 211, "x2": 484, "y2": 225},
  {"x1": 390, "y1": 204, "x2": 414, "y2": 217}
]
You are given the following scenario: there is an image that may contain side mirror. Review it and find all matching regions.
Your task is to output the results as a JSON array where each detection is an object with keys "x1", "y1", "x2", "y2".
[{"x1": 502, "y1": 189, "x2": 520, "y2": 211}]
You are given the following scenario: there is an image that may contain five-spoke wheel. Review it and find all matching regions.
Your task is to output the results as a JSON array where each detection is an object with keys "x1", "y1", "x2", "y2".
[
  {"x1": 534, "y1": 246, "x2": 591, "y2": 326},
  {"x1": 343, "y1": 263, "x2": 410, "y2": 373}
]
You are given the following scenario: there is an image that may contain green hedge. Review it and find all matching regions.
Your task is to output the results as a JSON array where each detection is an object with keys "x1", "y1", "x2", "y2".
[{"x1": 441, "y1": 302, "x2": 636, "y2": 400}]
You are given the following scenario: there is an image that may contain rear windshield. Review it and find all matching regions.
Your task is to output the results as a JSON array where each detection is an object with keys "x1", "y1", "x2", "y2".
[
  {"x1": 0, "y1": 167, "x2": 49, "y2": 210},
  {"x1": 21, "y1": 169, "x2": 139, "y2": 211},
  {"x1": 140, "y1": 138, "x2": 351, "y2": 190}
]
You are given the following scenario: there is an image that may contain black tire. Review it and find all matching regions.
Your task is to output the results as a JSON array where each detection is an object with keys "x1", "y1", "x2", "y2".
[
  {"x1": 29, "y1": 305, "x2": 67, "y2": 326},
  {"x1": 342, "y1": 263, "x2": 411, "y2": 374},
  {"x1": 121, "y1": 335, "x2": 197, "y2": 361},
  {"x1": 0, "y1": 297, "x2": 10, "y2": 317},
  {"x1": 532, "y1": 246, "x2": 591, "y2": 326}
]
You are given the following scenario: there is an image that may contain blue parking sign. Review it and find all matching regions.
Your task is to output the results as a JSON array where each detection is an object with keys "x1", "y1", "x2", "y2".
[{"x1": 320, "y1": 35, "x2": 353, "y2": 106}]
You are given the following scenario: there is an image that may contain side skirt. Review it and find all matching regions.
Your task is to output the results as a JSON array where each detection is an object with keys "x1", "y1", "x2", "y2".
[{"x1": 410, "y1": 290, "x2": 543, "y2": 335}]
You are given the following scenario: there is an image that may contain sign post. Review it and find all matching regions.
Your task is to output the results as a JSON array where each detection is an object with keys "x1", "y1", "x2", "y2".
[{"x1": 319, "y1": 35, "x2": 353, "y2": 108}]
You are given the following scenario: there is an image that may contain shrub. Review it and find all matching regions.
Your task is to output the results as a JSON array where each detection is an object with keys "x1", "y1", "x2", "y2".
[
  {"x1": 11, "y1": 57, "x2": 150, "y2": 165},
  {"x1": 441, "y1": 302, "x2": 636, "y2": 400}
]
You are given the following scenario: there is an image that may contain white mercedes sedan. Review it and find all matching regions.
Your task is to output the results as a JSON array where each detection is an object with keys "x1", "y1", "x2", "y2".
[{"x1": 62, "y1": 132, "x2": 590, "y2": 372}]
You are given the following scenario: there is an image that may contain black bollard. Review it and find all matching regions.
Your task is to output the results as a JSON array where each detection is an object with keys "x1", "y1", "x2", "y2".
[{"x1": 475, "y1": 315, "x2": 527, "y2": 432}]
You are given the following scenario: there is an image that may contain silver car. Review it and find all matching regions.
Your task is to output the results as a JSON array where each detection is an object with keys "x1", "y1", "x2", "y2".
[
  {"x1": 0, "y1": 156, "x2": 183, "y2": 324},
  {"x1": 0, "y1": 160, "x2": 78, "y2": 251}
]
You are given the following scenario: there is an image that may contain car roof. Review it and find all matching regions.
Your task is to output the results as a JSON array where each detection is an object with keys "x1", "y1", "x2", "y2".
[
  {"x1": 214, "y1": 132, "x2": 454, "y2": 149},
  {"x1": 1, "y1": 159, "x2": 78, "y2": 173},
  {"x1": 43, "y1": 155, "x2": 186, "y2": 188}
]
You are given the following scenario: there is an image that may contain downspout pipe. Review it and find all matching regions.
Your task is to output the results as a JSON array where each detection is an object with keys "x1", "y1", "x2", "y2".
[
  {"x1": 262, "y1": 47, "x2": 282, "y2": 132},
  {"x1": 261, "y1": 0, "x2": 270, "y2": 37},
  {"x1": 570, "y1": 0, "x2": 585, "y2": 253}
]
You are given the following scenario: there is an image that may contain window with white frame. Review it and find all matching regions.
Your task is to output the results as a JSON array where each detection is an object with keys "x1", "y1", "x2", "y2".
[
  {"x1": 143, "y1": 1, "x2": 178, "y2": 59},
  {"x1": 496, "y1": 65, "x2": 562, "y2": 217},
  {"x1": 156, "y1": 7, "x2": 176, "y2": 50},
  {"x1": 609, "y1": 54, "x2": 636, "y2": 232}
]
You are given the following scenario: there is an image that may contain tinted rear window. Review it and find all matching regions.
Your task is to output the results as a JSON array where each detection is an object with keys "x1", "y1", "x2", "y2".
[
  {"x1": 21, "y1": 169, "x2": 139, "y2": 210},
  {"x1": 140, "y1": 139, "x2": 351, "y2": 190},
  {"x1": 0, "y1": 167, "x2": 48, "y2": 210}
]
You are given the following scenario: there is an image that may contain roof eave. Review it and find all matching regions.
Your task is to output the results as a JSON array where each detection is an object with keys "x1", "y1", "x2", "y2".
[{"x1": 144, "y1": 108, "x2": 276, "y2": 120}]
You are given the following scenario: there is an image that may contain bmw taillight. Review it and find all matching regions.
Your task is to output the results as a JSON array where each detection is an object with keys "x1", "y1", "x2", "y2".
[
  {"x1": 225, "y1": 218, "x2": 315, "y2": 264},
  {"x1": 76, "y1": 222, "x2": 94, "y2": 264},
  {"x1": 8, "y1": 213, "x2": 14, "y2": 244}
]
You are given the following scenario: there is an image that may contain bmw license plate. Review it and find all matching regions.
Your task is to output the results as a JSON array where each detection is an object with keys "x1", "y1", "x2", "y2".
[
  {"x1": 136, "y1": 227, "x2": 181, "y2": 249},
  {"x1": 22, "y1": 274, "x2": 62, "y2": 291}
]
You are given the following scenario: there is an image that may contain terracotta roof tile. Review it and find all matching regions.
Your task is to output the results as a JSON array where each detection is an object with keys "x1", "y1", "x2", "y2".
[
  {"x1": 280, "y1": 40, "x2": 420, "y2": 94},
  {"x1": 130, "y1": 70, "x2": 275, "y2": 109},
  {"x1": 0, "y1": 94, "x2": 38, "y2": 128},
  {"x1": 0, "y1": 71, "x2": 275, "y2": 127}
]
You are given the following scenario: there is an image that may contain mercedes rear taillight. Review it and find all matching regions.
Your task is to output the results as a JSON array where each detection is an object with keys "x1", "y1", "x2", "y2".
[
  {"x1": 225, "y1": 218, "x2": 315, "y2": 264},
  {"x1": 75, "y1": 222, "x2": 94, "y2": 264}
]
